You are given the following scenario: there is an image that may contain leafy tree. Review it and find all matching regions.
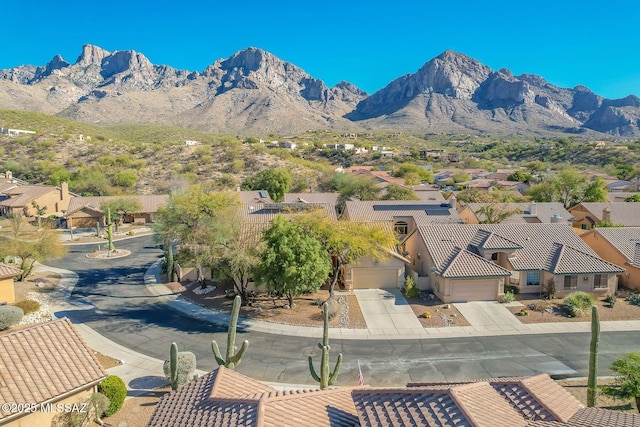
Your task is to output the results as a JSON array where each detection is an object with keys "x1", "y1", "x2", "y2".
[
  {"x1": 552, "y1": 168, "x2": 586, "y2": 209},
  {"x1": 625, "y1": 194, "x2": 640, "y2": 202},
  {"x1": 71, "y1": 170, "x2": 112, "y2": 196},
  {"x1": 507, "y1": 170, "x2": 532, "y2": 183},
  {"x1": 112, "y1": 169, "x2": 138, "y2": 188},
  {"x1": 582, "y1": 177, "x2": 608, "y2": 204},
  {"x1": 615, "y1": 164, "x2": 634, "y2": 180},
  {"x1": 257, "y1": 215, "x2": 331, "y2": 307},
  {"x1": 247, "y1": 168, "x2": 291, "y2": 202},
  {"x1": 601, "y1": 352, "x2": 640, "y2": 413},
  {"x1": 381, "y1": 184, "x2": 419, "y2": 200},
  {"x1": 393, "y1": 163, "x2": 433, "y2": 183},
  {"x1": 0, "y1": 215, "x2": 67, "y2": 280},
  {"x1": 451, "y1": 172, "x2": 471, "y2": 183},
  {"x1": 403, "y1": 172, "x2": 421, "y2": 186},
  {"x1": 335, "y1": 174, "x2": 381, "y2": 208},
  {"x1": 153, "y1": 186, "x2": 240, "y2": 288},
  {"x1": 296, "y1": 214, "x2": 397, "y2": 295},
  {"x1": 100, "y1": 197, "x2": 143, "y2": 231},
  {"x1": 455, "y1": 188, "x2": 495, "y2": 203},
  {"x1": 527, "y1": 182, "x2": 555, "y2": 203},
  {"x1": 475, "y1": 204, "x2": 522, "y2": 224},
  {"x1": 525, "y1": 160, "x2": 546, "y2": 174}
]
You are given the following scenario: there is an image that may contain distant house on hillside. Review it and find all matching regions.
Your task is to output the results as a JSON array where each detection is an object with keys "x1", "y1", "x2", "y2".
[{"x1": 0, "y1": 127, "x2": 36, "y2": 137}]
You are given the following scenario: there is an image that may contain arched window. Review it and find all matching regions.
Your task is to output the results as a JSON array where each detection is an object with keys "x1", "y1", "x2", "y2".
[{"x1": 394, "y1": 221, "x2": 408, "y2": 235}]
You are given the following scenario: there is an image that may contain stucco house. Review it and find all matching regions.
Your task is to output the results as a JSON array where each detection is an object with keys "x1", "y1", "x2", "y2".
[
  {"x1": 569, "y1": 202, "x2": 640, "y2": 229},
  {"x1": 402, "y1": 224, "x2": 624, "y2": 303},
  {"x1": 0, "y1": 264, "x2": 22, "y2": 303},
  {"x1": 0, "y1": 179, "x2": 73, "y2": 217},
  {"x1": 0, "y1": 318, "x2": 107, "y2": 427},
  {"x1": 64, "y1": 194, "x2": 169, "y2": 228},
  {"x1": 581, "y1": 227, "x2": 640, "y2": 290}
]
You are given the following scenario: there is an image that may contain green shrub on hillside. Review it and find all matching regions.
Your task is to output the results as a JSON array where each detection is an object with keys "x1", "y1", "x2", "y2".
[
  {"x1": 564, "y1": 292, "x2": 596, "y2": 317},
  {"x1": 97, "y1": 375, "x2": 126, "y2": 417}
]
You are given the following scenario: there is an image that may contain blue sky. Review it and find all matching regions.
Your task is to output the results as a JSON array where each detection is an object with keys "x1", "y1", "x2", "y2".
[{"x1": 2, "y1": 0, "x2": 639, "y2": 99}]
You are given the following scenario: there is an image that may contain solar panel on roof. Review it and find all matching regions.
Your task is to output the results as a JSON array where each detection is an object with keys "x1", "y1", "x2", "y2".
[
  {"x1": 373, "y1": 204, "x2": 432, "y2": 211},
  {"x1": 258, "y1": 190, "x2": 269, "y2": 198},
  {"x1": 424, "y1": 206, "x2": 451, "y2": 216}
]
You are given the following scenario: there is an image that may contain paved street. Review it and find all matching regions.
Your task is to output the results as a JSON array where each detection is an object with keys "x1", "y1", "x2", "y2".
[{"x1": 47, "y1": 235, "x2": 640, "y2": 387}]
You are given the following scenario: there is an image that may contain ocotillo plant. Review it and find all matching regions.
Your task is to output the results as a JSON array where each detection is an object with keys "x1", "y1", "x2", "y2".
[
  {"x1": 587, "y1": 305, "x2": 600, "y2": 407},
  {"x1": 308, "y1": 302, "x2": 343, "y2": 389},
  {"x1": 169, "y1": 342, "x2": 179, "y2": 390},
  {"x1": 212, "y1": 294, "x2": 249, "y2": 370}
]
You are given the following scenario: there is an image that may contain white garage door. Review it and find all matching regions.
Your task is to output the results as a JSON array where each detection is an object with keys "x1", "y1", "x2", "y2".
[
  {"x1": 450, "y1": 279, "x2": 497, "y2": 302},
  {"x1": 352, "y1": 268, "x2": 398, "y2": 289}
]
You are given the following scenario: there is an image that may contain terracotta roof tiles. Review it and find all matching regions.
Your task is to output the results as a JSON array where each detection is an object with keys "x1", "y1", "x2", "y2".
[
  {"x1": 344, "y1": 200, "x2": 463, "y2": 225},
  {"x1": 0, "y1": 318, "x2": 107, "y2": 422},
  {"x1": 0, "y1": 263, "x2": 22, "y2": 279},
  {"x1": 572, "y1": 202, "x2": 640, "y2": 227}
]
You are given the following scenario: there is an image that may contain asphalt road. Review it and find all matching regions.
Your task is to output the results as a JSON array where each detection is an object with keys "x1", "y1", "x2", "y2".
[{"x1": 48, "y1": 235, "x2": 640, "y2": 386}]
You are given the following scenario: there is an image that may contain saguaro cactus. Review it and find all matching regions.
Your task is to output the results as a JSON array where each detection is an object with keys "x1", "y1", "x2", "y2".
[
  {"x1": 587, "y1": 305, "x2": 600, "y2": 407},
  {"x1": 212, "y1": 295, "x2": 249, "y2": 370},
  {"x1": 308, "y1": 302, "x2": 343, "y2": 389},
  {"x1": 105, "y1": 208, "x2": 115, "y2": 252},
  {"x1": 169, "y1": 342, "x2": 179, "y2": 390}
]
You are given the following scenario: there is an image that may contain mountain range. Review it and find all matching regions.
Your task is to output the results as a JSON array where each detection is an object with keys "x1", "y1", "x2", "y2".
[{"x1": 1, "y1": 45, "x2": 640, "y2": 137}]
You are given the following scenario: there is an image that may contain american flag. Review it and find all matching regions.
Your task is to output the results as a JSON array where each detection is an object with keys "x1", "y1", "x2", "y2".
[{"x1": 357, "y1": 360, "x2": 365, "y2": 386}]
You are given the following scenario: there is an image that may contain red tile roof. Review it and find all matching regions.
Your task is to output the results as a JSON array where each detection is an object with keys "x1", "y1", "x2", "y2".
[
  {"x1": 0, "y1": 263, "x2": 22, "y2": 280},
  {"x1": 0, "y1": 318, "x2": 107, "y2": 422}
]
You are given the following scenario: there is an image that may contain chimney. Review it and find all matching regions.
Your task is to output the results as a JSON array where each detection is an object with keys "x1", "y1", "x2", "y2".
[
  {"x1": 550, "y1": 213, "x2": 563, "y2": 223},
  {"x1": 602, "y1": 207, "x2": 611, "y2": 222},
  {"x1": 236, "y1": 186, "x2": 241, "y2": 192},
  {"x1": 60, "y1": 182, "x2": 69, "y2": 201},
  {"x1": 449, "y1": 195, "x2": 457, "y2": 209},
  {"x1": 5, "y1": 170, "x2": 11, "y2": 180},
  {"x1": 529, "y1": 201, "x2": 537, "y2": 215}
]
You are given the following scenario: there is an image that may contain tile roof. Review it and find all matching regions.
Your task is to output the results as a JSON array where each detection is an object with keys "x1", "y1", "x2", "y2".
[
  {"x1": 151, "y1": 368, "x2": 639, "y2": 427},
  {"x1": 344, "y1": 200, "x2": 463, "y2": 225},
  {"x1": 236, "y1": 190, "x2": 273, "y2": 204},
  {"x1": 0, "y1": 185, "x2": 56, "y2": 207},
  {"x1": 284, "y1": 192, "x2": 339, "y2": 205},
  {"x1": 416, "y1": 224, "x2": 624, "y2": 277},
  {"x1": 407, "y1": 374, "x2": 583, "y2": 424},
  {"x1": 148, "y1": 367, "x2": 359, "y2": 427},
  {"x1": 0, "y1": 318, "x2": 107, "y2": 422},
  {"x1": 591, "y1": 227, "x2": 640, "y2": 266},
  {"x1": 66, "y1": 194, "x2": 169, "y2": 215},
  {"x1": 572, "y1": 202, "x2": 640, "y2": 226},
  {"x1": 466, "y1": 202, "x2": 573, "y2": 224},
  {"x1": 353, "y1": 382, "x2": 526, "y2": 427},
  {"x1": 439, "y1": 247, "x2": 512, "y2": 278},
  {"x1": 239, "y1": 202, "x2": 337, "y2": 223},
  {"x1": 0, "y1": 263, "x2": 22, "y2": 279}
]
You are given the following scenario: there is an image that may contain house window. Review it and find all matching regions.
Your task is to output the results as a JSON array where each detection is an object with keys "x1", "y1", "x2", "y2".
[
  {"x1": 491, "y1": 253, "x2": 498, "y2": 261},
  {"x1": 581, "y1": 224, "x2": 588, "y2": 230},
  {"x1": 394, "y1": 221, "x2": 408, "y2": 235},
  {"x1": 593, "y1": 274, "x2": 608, "y2": 289},
  {"x1": 563, "y1": 275, "x2": 577, "y2": 290},
  {"x1": 526, "y1": 271, "x2": 540, "y2": 286}
]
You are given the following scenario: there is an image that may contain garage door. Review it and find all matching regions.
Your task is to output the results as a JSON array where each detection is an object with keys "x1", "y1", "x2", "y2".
[
  {"x1": 352, "y1": 268, "x2": 398, "y2": 289},
  {"x1": 450, "y1": 279, "x2": 496, "y2": 302}
]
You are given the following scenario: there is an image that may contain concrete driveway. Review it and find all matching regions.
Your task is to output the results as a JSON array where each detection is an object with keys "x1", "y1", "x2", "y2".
[
  {"x1": 354, "y1": 289, "x2": 425, "y2": 336},
  {"x1": 453, "y1": 301, "x2": 522, "y2": 331}
]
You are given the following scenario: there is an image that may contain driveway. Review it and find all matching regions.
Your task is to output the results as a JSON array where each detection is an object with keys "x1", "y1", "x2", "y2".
[
  {"x1": 454, "y1": 301, "x2": 522, "y2": 331},
  {"x1": 354, "y1": 289, "x2": 425, "y2": 335}
]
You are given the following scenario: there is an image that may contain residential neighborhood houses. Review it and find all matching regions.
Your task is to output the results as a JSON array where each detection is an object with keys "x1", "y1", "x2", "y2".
[{"x1": 2, "y1": 163, "x2": 640, "y2": 425}]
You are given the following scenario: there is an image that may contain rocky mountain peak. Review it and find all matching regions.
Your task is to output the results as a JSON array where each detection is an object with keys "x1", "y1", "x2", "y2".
[
  {"x1": 100, "y1": 50, "x2": 153, "y2": 79},
  {"x1": 75, "y1": 44, "x2": 111, "y2": 66},
  {"x1": 221, "y1": 47, "x2": 273, "y2": 72},
  {"x1": 416, "y1": 50, "x2": 492, "y2": 99}
]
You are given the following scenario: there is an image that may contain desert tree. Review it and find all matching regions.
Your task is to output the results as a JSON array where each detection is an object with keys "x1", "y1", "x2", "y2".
[
  {"x1": 257, "y1": 215, "x2": 331, "y2": 307},
  {"x1": 601, "y1": 351, "x2": 640, "y2": 413},
  {"x1": 475, "y1": 203, "x2": 522, "y2": 224},
  {"x1": 100, "y1": 197, "x2": 143, "y2": 231}
]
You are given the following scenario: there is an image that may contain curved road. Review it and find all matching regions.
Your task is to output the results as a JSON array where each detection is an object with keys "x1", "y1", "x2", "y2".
[{"x1": 49, "y1": 235, "x2": 640, "y2": 386}]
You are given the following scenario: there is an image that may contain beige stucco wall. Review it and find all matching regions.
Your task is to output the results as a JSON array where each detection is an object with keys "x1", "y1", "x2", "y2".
[
  {"x1": 581, "y1": 231, "x2": 638, "y2": 290},
  {"x1": 0, "y1": 276, "x2": 16, "y2": 303},
  {"x1": 433, "y1": 277, "x2": 503, "y2": 303},
  {"x1": 345, "y1": 254, "x2": 405, "y2": 290},
  {"x1": 2, "y1": 387, "x2": 95, "y2": 427},
  {"x1": 457, "y1": 206, "x2": 479, "y2": 224},
  {"x1": 569, "y1": 205, "x2": 597, "y2": 229}
]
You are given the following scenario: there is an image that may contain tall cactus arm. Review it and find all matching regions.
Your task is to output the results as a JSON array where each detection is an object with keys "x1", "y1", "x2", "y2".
[
  {"x1": 211, "y1": 341, "x2": 226, "y2": 367},
  {"x1": 170, "y1": 342, "x2": 179, "y2": 390},
  {"x1": 328, "y1": 353, "x2": 343, "y2": 386},
  {"x1": 229, "y1": 340, "x2": 249, "y2": 365},
  {"x1": 308, "y1": 356, "x2": 321, "y2": 382}
]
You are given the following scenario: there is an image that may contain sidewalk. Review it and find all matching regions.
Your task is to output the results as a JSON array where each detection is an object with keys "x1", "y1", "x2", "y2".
[
  {"x1": 146, "y1": 260, "x2": 640, "y2": 340},
  {"x1": 42, "y1": 261, "x2": 640, "y2": 394}
]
